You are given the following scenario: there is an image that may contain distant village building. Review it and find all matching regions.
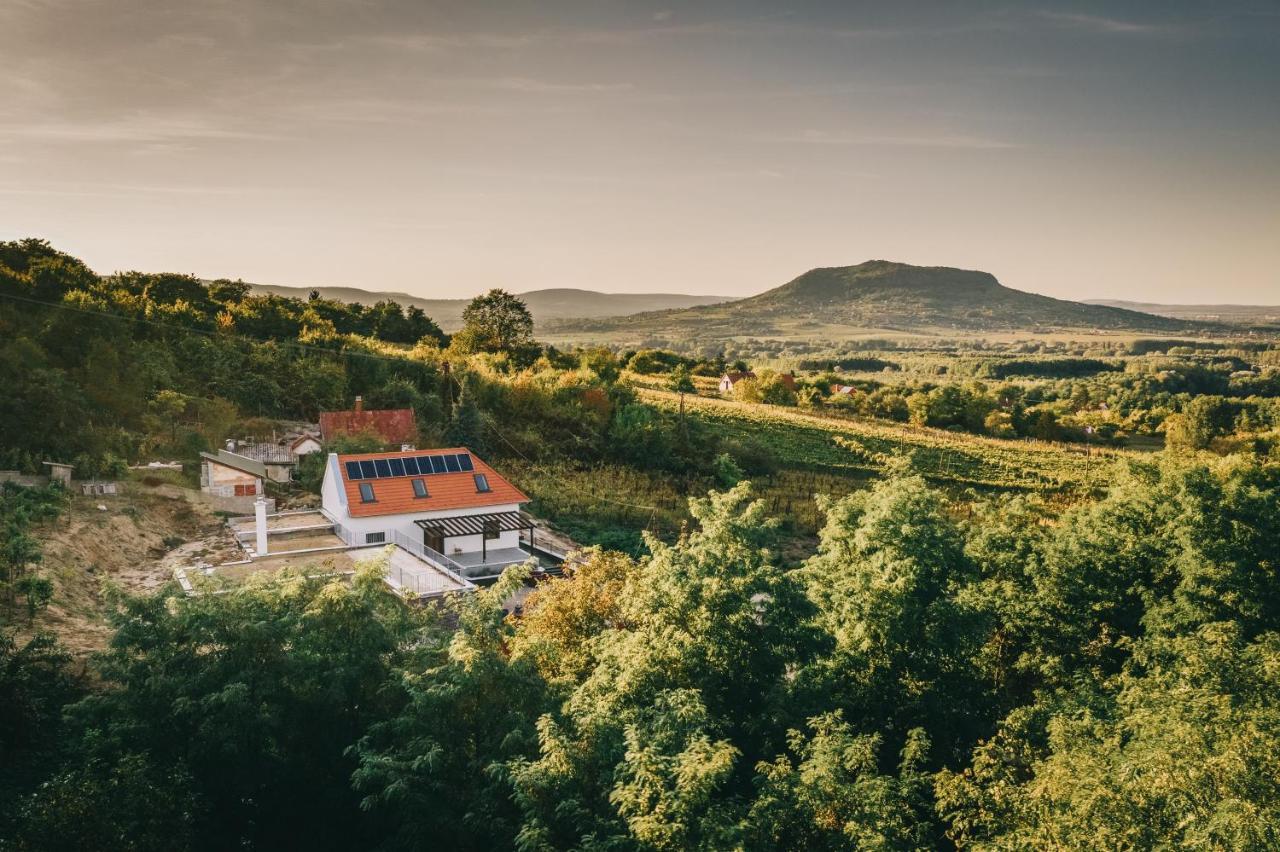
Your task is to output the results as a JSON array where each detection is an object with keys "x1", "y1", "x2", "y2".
[
  {"x1": 231, "y1": 441, "x2": 299, "y2": 483},
  {"x1": 200, "y1": 450, "x2": 273, "y2": 512},
  {"x1": 718, "y1": 371, "x2": 755, "y2": 393},
  {"x1": 289, "y1": 434, "x2": 323, "y2": 456},
  {"x1": 319, "y1": 396, "x2": 417, "y2": 446},
  {"x1": 320, "y1": 447, "x2": 537, "y2": 579},
  {"x1": 719, "y1": 371, "x2": 797, "y2": 394},
  {"x1": 830, "y1": 385, "x2": 858, "y2": 396}
]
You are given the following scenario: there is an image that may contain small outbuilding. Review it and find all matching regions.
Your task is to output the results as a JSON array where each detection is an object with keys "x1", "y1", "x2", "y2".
[
  {"x1": 200, "y1": 450, "x2": 273, "y2": 512},
  {"x1": 42, "y1": 461, "x2": 74, "y2": 488}
]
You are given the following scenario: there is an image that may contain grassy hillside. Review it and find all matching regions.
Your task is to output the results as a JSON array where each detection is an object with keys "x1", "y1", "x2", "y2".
[
  {"x1": 637, "y1": 387, "x2": 1120, "y2": 492},
  {"x1": 549, "y1": 260, "x2": 1205, "y2": 341},
  {"x1": 243, "y1": 282, "x2": 730, "y2": 331}
]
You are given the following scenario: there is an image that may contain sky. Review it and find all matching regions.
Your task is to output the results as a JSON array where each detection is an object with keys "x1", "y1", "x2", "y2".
[{"x1": 1, "y1": 1, "x2": 1278, "y2": 304}]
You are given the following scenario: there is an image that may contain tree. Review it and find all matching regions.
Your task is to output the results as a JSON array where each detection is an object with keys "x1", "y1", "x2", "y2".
[
  {"x1": 799, "y1": 471, "x2": 987, "y2": 762},
  {"x1": 452, "y1": 290, "x2": 534, "y2": 355},
  {"x1": 1164, "y1": 398, "x2": 1219, "y2": 450},
  {"x1": 508, "y1": 485, "x2": 822, "y2": 849},
  {"x1": 352, "y1": 568, "x2": 545, "y2": 852},
  {"x1": 667, "y1": 365, "x2": 695, "y2": 436},
  {"x1": 749, "y1": 715, "x2": 936, "y2": 850},
  {"x1": 25, "y1": 556, "x2": 422, "y2": 852},
  {"x1": 147, "y1": 390, "x2": 189, "y2": 445},
  {"x1": 445, "y1": 378, "x2": 486, "y2": 453}
]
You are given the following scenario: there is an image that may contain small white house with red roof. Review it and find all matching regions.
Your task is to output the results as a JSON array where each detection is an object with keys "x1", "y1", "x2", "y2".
[{"x1": 320, "y1": 447, "x2": 542, "y2": 578}]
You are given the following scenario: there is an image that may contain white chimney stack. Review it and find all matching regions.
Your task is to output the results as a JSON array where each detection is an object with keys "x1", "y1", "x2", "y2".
[{"x1": 254, "y1": 497, "x2": 269, "y2": 556}]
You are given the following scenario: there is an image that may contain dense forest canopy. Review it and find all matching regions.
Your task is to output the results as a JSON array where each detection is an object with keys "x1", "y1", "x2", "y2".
[
  {"x1": 2, "y1": 239, "x2": 1280, "y2": 849},
  {"x1": 4, "y1": 461, "x2": 1279, "y2": 849}
]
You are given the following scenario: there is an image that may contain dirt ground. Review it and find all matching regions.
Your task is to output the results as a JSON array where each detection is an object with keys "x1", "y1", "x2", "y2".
[{"x1": 14, "y1": 479, "x2": 240, "y2": 659}]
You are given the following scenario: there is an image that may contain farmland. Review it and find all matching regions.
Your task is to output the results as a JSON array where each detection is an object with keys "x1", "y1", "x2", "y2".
[{"x1": 638, "y1": 386, "x2": 1123, "y2": 491}]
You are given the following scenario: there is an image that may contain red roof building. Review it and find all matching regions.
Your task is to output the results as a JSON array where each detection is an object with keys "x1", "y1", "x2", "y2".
[{"x1": 319, "y1": 396, "x2": 417, "y2": 445}]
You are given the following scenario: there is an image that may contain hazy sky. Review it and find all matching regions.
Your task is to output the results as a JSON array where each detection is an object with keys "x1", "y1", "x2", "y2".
[{"x1": 2, "y1": 1, "x2": 1277, "y2": 303}]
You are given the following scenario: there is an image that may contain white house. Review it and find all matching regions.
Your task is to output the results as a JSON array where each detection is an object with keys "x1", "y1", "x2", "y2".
[
  {"x1": 718, "y1": 371, "x2": 755, "y2": 393},
  {"x1": 320, "y1": 447, "x2": 537, "y2": 579}
]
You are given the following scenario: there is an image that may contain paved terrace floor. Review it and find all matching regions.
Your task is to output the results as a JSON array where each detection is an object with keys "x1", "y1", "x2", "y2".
[
  {"x1": 230, "y1": 510, "x2": 330, "y2": 534},
  {"x1": 383, "y1": 547, "x2": 473, "y2": 597},
  {"x1": 450, "y1": 547, "x2": 539, "y2": 572}
]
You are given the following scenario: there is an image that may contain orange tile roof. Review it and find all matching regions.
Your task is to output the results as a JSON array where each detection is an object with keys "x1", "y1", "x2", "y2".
[{"x1": 337, "y1": 448, "x2": 529, "y2": 517}]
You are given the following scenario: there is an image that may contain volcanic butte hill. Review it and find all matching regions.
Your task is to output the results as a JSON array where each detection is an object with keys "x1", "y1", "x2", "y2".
[{"x1": 545, "y1": 260, "x2": 1207, "y2": 342}]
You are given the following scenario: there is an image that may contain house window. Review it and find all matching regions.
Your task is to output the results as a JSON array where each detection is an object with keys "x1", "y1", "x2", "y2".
[
  {"x1": 483, "y1": 519, "x2": 500, "y2": 541},
  {"x1": 411, "y1": 478, "x2": 429, "y2": 498},
  {"x1": 365, "y1": 531, "x2": 386, "y2": 544},
  {"x1": 473, "y1": 473, "x2": 491, "y2": 493},
  {"x1": 359, "y1": 482, "x2": 376, "y2": 503},
  {"x1": 234, "y1": 482, "x2": 257, "y2": 496}
]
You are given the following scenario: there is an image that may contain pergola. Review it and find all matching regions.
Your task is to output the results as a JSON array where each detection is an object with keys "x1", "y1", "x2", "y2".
[{"x1": 414, "y1": 510, "x2": 538, "y2": 562}]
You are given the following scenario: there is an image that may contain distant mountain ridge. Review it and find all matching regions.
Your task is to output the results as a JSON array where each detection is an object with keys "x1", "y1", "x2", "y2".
[
  {"x1": 550, "y1": 260, "x2": 1204, "y2": 338},
  {"x1": 239, "y1": 282, "x2": 729, "y2": 331},
  {"x1": 1085, "y1": 299, "x2": 1280, "y2": 326}
]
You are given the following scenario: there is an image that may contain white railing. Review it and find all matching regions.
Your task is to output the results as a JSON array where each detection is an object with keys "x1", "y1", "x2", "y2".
[
  {"x1": 387, "y1": 530, "x2": 476, "y2": 596},
  {"x1": 390, "y1": 530, "x2": 467, "y2": 574},
  {"x1": 331, "y1": 520, "x2": 361, "y2": 547},
  {"x1": 520, "y1": 529, "x2": 569, "y2": 561}
]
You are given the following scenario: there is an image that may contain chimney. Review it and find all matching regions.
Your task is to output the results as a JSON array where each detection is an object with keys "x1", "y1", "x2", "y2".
[
  {"x1": 254, "y1": 497, "x2": 269, "y2": 557},
  {"x1": 354, "y1": 395, "x2": 364, "y2": 413}
]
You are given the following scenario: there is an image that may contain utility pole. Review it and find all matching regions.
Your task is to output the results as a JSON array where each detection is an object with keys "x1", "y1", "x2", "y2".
[{"x1": 442, "y1": 360, "x2": 453, "y2": 421}]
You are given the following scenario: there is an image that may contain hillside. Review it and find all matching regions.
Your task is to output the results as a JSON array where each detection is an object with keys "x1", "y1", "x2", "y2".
[
  {"x1": 548, "y1": 260, "x2": 1203, "y2": 340},
  {"x1": 1085, "y1": 299, "x2": 1280, "y2": 326},
  {"x1": 242, "y1": 282, "x2": 729, "y2": 331}
]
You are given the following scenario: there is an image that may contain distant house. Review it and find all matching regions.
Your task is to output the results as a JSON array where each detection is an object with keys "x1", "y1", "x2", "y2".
[
  {"x1": 830, "y1": 384, "x2": 858, "y2": 396},
  {"x1": 200, "y1": 450, "x2": 272, "y2": 512},
  {"x1": 718, "y1": 371, "x2": 755, "y2": 393},
  {"x1": 320, "y1": 447, "x2": 537, "y2": 579},
  {"x1": 289, "y1": 434, "x2": 323, "y2": 456},
  {"x1": 232, "y1": 442, "x2": 298, "y2": 483},
  {"x1": 319, "y1": 396, "x2": 417, "y2": 446},
  {"x1": 719, "y1": 371, "x2": 797, "y2": 393}
]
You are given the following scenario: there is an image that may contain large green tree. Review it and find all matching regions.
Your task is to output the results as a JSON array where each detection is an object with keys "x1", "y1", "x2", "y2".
[{"x1": 452, "y1": 289, "x2": 535, "y2": 355}]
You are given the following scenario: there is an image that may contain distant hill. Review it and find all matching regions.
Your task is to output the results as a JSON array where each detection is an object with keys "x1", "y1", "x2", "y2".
[
  {"x1": 1085, "y1": 299, "x2": 1280, "y2": 326},
  {"x1": 241, "y1": 282, "x2": 729, "y2": 331},
  {"x1": 549, "y1": 261, "x2": 1202, "y2": 339}
]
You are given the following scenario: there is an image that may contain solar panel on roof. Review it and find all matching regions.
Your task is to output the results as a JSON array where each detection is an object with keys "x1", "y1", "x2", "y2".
[
  {"x1": 457, "y1": 453, "x2": 474, "y2": 471},
  {"x1": 429, "y1": 455, "x2": 447, "y2": 474},
  {"x1": 444, "y1": 454, "x2": 461, "y2": 472},
  {"x1": 345, "y1": 461, "x2": 363, "y2": 480},
  {"x1": 402, "y1": 456, "x2": 420, "y2": 475},
  {"x1": 374, "y1": 458, "x2": 392, "y2": 477},
  {"x1": 359, "y1": 460, "x2": 377, "y2": 478},
  {"x1": 388, "y1": 457, "x2": 406, "y2": 477}
]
